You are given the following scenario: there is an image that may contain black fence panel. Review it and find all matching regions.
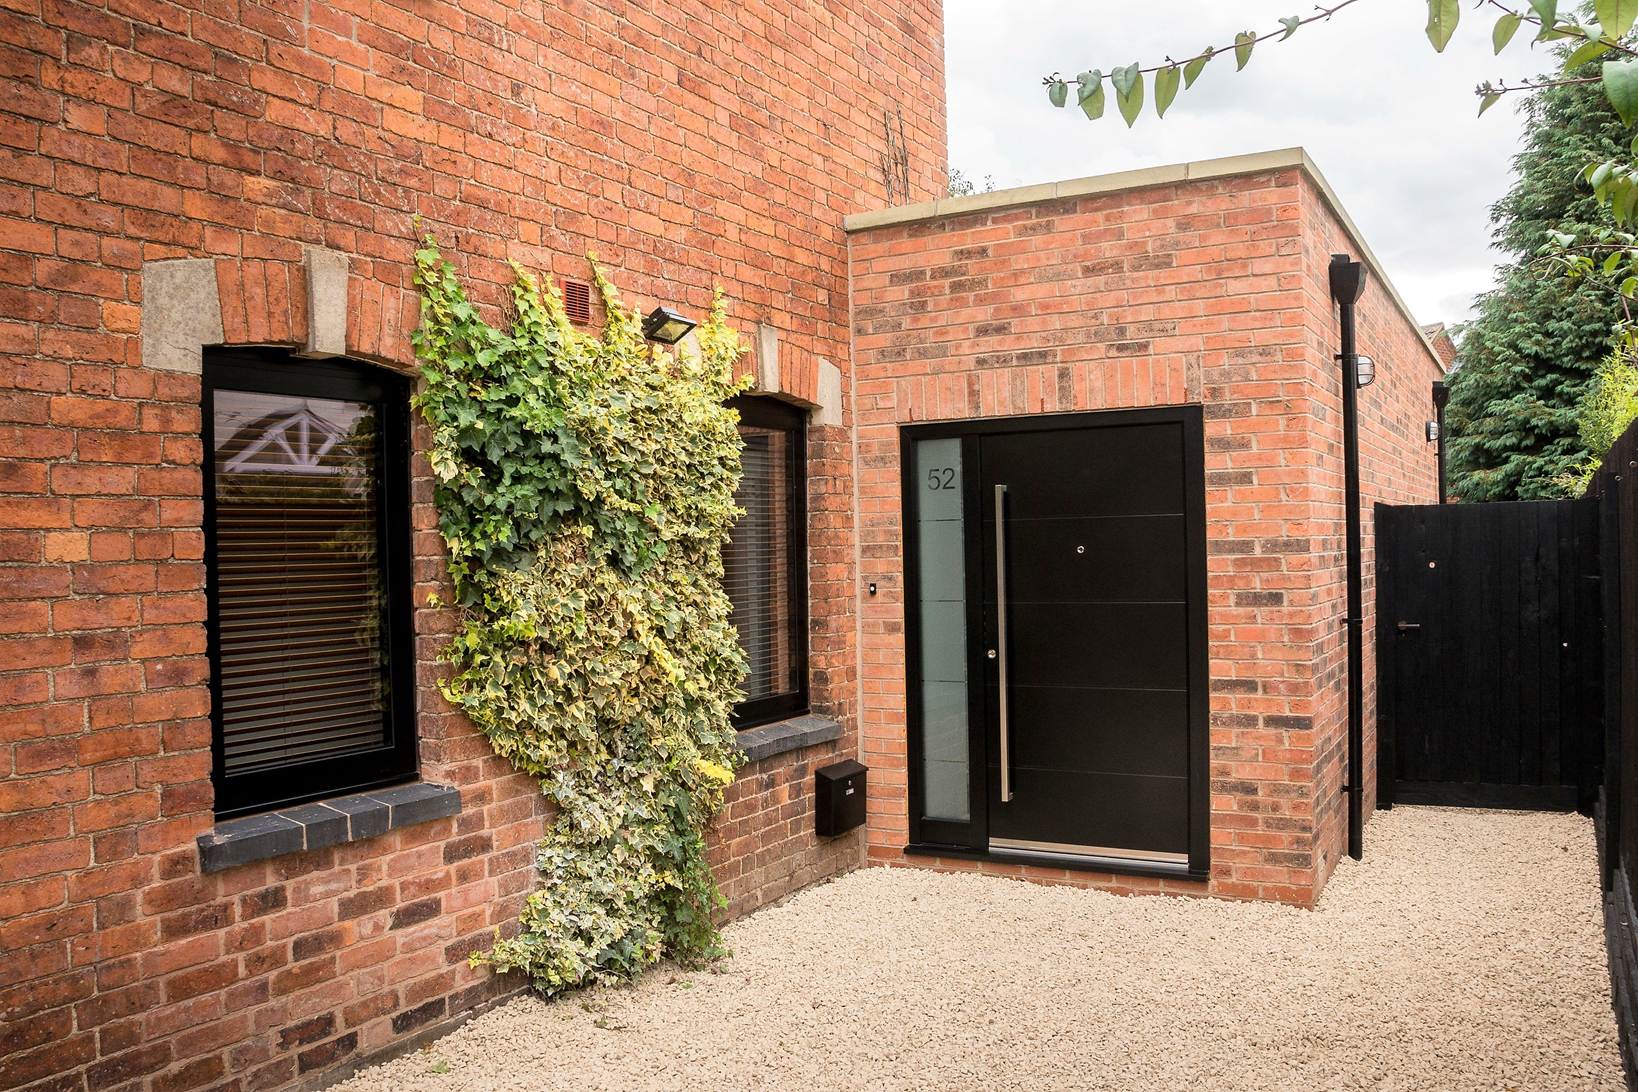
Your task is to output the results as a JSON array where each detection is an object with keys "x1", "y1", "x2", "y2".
[{"x1": 1377, "y1": 499, "x2": 1602, "y2": 812}]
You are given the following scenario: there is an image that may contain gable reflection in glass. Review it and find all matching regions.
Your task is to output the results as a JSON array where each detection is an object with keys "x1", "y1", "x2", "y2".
[{"x1": 212, "y1": 390, "x2": 388, "y2": 775}]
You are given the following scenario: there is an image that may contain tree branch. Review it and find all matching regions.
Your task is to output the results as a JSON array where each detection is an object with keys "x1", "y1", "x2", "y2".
[{"x1": 1040, "y1": 0, "x2": 1368, "y2": 88}]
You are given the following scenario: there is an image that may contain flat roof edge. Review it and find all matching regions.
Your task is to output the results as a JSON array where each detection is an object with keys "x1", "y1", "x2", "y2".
[
  {"x1": 844, "y1": 147, "x2": 1445, "y2": 372},
  {"x1": 842, "y1": 148, "x2": 1309, "y2": 233}
]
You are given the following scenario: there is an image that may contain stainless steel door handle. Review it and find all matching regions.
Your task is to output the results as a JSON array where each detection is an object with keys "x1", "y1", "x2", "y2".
[
  {"x1": 1397, "y1": 621, "x2": 1421, "y2": 632},
  {"x1": 995, "y1": 484, "x2": 1012, "y2": 803}
]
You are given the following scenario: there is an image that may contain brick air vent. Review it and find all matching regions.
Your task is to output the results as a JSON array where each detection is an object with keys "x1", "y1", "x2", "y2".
[{"x1": 563, "y1": 279, "x2": 592, "y2": 324}]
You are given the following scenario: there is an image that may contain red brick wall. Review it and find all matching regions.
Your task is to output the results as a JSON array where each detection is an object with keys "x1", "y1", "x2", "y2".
[
  {"x1": 0, "y1": 0, "x2": 945, "y2": 1086},
  {"x1": 1298, "y1": 184, "x2": 1444, "y2": 892},
  {"x1": 846, "y1": 160, "x2": 1442, "y2": 906}
]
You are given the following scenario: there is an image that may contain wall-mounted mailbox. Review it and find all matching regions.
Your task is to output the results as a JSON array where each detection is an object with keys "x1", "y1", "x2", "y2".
[{"x1": 815, "y1": 759, "x2": 867, "y2": 837}]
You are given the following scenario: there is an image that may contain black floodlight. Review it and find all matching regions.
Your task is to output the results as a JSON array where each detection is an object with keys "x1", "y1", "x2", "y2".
[{"x1": 642, "y1": 306, "x2": 696, "y2": 345}]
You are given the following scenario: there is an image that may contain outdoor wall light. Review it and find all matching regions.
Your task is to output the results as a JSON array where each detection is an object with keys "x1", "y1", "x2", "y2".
[
  {"x1": 1352, "y1": 354, "x2": 1376, "y2": 388},
  {"x1": 1425, "y1": 420, "x2": 1441, "y2": 443},
  {"x1": 642, "y1": 306, "x2": 697, "y2": 345}
]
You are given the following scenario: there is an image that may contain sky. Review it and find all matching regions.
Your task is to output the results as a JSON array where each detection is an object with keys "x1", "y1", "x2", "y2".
[{"x1": 944, "y1": 0, "x2": 1561, "y2": 329}]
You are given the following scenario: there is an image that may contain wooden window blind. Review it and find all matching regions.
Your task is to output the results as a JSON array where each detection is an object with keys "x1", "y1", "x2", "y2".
[
  {"x1": 723, "y1": 397, "x2": 807, "y2": 727},
  {"x1": 212, "y1": 390, "x2": 388, "y2": 773},
  {"x1": 204, "y1": 351, "x2": 417, "y2": 818}
]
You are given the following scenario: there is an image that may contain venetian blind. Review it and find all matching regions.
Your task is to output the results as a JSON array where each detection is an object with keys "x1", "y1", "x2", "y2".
[
  {"x1": 724, "y1": 425, "x2": 796, "y2": 701},
  {"x1": 212, "y1": 390, "x2": 390, "y2": 774}
]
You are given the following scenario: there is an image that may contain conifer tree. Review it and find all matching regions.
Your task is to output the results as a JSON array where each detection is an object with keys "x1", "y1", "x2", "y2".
[{"x1": 1439, "y1": 74, "x2": 1635, "y2": 500}]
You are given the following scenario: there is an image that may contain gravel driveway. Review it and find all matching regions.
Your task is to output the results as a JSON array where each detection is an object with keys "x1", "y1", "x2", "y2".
[{"x1": 337, "y1": 807, "x2": 1620, "y2": 1091}]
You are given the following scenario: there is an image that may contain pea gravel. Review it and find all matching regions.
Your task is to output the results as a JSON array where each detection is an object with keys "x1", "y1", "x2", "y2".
[{"x1": 336, "y1": 807, "x2": 1621, "y2": 1091}]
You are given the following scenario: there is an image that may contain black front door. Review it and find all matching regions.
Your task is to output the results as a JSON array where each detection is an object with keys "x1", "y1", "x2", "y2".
[{"x1": 903, "y1": 408, "x2": 1208, "y2": 879}]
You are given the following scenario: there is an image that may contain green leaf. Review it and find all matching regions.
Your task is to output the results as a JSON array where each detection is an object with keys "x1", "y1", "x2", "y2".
[
  {"x1": 1598, "y1": 0, "x2": 1638, "y2": 38},
  {"x1": 1048, "y1": 79, "x2": 1068, "y2": 108},
  {"x1": 1530, "y1": 0, "x2": 1558, "y2": 25},
  {"x1": 1234, "y1": 31, "x2": 1255, "y2": 70},
  {"x1": 1566, "y1": 37, "x2": 1613, "y2": 68},
  {"x1": 1183, "y1": 47, "x2": 1214, "y2": 88},
  {"x1": 1606, "y1": 251, "x2": 1623, "y2": 276},
  {"x1": 1113, "y1": 66, "x2": 1145, "y2": 127},
  {"x1": 1493, "y1": 13, "x2": 1522, "y2": 52},
  {"x1": 1622, "y1": 275, "x2": 1637, "y2": 297},
  {"x1": 1479, "y1": 90, "x2": 1503, "y2": 116},
  {"x1": 1111, "y1": 63, "x2": 1140, "y2": 98},
  {"x1": 1606, "y1": 58, "x2": 1638, "y2": 125},
  {"x1": 1076, "y1": 70, "x2": 1105, "y2": 120},
  {"x1": 1279, "y1": 16, "x2": 1300, "y2": 40},
  {"x1": 1155, "y1": 64, "x2": 1180, "y2": 117},
  {"x1": 1426, "y1": 0, "x2": 1459, "y2": 52}
]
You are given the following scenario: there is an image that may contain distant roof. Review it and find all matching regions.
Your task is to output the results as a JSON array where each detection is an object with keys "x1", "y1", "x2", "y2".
[{"x1": 1420, "y1": 323, "x2": 1458, "y2": 371}]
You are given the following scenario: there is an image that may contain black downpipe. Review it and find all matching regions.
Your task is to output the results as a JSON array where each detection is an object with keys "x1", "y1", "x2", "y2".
[
  {"x1": 1432, "y1": 380, "x2": 1449, "y2": 505},
  {"x1": 1330, "y1": 254, "x2": 1366, "y2": 862}
]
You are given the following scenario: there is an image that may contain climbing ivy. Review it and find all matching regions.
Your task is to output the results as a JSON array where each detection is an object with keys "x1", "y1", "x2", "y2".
[{"x1": 410, "y1": 239, "x2": 750, "y2": 993}]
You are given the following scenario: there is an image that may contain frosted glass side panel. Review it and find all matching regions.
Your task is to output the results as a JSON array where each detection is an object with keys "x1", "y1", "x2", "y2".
[{"x1": 915, "y1": 437, "x2": 969, "y2": 822}]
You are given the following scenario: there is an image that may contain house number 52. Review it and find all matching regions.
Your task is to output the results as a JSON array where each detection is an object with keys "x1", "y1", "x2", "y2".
[{"x1": 927, "y1": 468, "x2": 956, "y2": 490}]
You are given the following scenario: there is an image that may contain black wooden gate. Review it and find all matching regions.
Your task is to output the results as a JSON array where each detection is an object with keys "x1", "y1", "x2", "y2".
[{"x1": 1376, "y1": 499, "x2": 1603, "y2": 811}]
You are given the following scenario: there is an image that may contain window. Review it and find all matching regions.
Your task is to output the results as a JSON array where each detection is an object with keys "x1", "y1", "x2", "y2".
[
  {"x1": 724, "y1": 396, "x2": 808, "y2": 728},
  {"x1": 203, "y1": 349, "x2": 417, "y2": 818}
]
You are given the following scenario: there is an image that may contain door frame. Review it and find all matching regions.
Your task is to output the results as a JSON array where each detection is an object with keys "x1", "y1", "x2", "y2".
[{"x1": 899, "y1": 405, "x2": 1210, "y2": 881}]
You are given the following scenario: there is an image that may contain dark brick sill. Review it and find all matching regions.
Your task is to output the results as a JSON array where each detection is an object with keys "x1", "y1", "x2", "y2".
[
  {"x1": 198, "y1": 782, "x2": 462, "y2": 873},
  {"x1": 735, "y1": 714, "x2": 842, "y2": 764}
]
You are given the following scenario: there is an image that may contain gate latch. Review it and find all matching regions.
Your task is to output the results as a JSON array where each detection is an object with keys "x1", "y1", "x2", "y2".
[{"x1": 1397, "y1": 621, "x2": 1421, "y2": 632}]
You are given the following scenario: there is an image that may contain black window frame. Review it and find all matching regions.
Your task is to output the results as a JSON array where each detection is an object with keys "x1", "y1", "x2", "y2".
[
  {"x1": 725, "y1": 394, "x2": 809, "y2": 730},
  {"x1": 202, "y1": 348, "x2": 419, "y2": 819}
]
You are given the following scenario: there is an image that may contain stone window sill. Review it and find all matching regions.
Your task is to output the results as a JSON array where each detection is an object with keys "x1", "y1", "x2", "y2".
[
  {"x1": 735, "y1": 714, "x2": 843, "y2": 764},
  {"x1": 197, "y1": 782, "x2": 462, "y2": 873}
]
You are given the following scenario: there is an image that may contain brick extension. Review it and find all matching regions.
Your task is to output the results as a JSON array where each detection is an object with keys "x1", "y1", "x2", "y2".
[{"x1": 845, "y1": 151, "x2": 1445, "y2": 906}]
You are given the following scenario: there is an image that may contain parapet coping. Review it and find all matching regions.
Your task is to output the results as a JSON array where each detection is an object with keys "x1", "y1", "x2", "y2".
[
  {"x1": 736, "y1": 714, "x2": 844, "y2": 764},
  {"x1": 197, "y1": 782, "x2": 462, "y2": 873},
  {"x1": 843, "y1": 147, "x2": 1443, "y2": 370}
]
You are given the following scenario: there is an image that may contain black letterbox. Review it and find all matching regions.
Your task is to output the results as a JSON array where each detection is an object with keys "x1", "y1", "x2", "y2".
[{"x1": 815, "y1": 759, "x2": 867, "y2": 837}]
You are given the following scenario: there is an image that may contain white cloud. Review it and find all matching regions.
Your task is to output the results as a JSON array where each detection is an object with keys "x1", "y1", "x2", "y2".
[{"x1": 945, "y1": 0, "x2": 1556, "y2": 326}]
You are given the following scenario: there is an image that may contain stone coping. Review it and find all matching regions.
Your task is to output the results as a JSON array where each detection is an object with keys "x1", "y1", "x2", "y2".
[
  {"x1": 197, "y1": 782, "x2": 462, "y2": 873},
  {"x1": 842, "y1": 147, "x2": 1443, "y2": 371},
  {"x1": 736, "y1": 714, "x2": 844, "y2": 764}
]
